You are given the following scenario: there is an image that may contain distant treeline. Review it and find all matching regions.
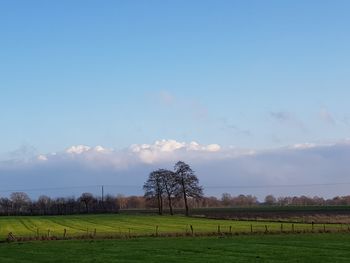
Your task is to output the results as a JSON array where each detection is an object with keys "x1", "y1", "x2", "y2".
[
  {"x1": 0, "y1": 162, "x2": 348, "y2": 216},
  {"x1": 1, "y1": 192, "x2": 350, "y2": 216},
  {"x1": 221, "y1": 194, "x2": 350, "y2": 207},
  {"x1": 0, "y1": 192, "x2": 119, "y2": 216}
]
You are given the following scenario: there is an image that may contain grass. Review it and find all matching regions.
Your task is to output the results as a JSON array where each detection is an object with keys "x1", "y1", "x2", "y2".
[
  {"x1": 1, "y1": 234, "x2": 350, "y2": 262},
  {"x1": 0, "y1": 214, "x2": 345, "y2": 240}
]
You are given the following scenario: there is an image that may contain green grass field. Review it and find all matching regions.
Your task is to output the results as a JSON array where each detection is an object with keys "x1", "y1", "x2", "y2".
[
  {"x1": 1, "y1": 234, "x2": 350, "y2": 262},
  {"x1": 0, "y1": 214, "x2": 344, "y2": 240}
]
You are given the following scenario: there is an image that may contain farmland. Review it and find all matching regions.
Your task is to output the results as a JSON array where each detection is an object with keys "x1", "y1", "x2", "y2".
[
  {"x1": 1, "y1": 213, "x2": 350, "y2": 262},
  {"x1": 0, "y1": 213, "x2": 347, "y2": 240},
  {"x1": 122, "y1": 206, "x2": 350, "y2": 223},
  {"x1": 1, "y1": 234, "x2": 350, "y2": 262},
  {"x1": 191, "y1": 206, "x2": 350, "y2": 224}
]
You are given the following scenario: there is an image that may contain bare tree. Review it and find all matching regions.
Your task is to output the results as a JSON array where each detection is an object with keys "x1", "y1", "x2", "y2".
[
  {"x1": 264, "y1": 195, "x2": 276, "y2": 206},
  {"x1": 104, "y1": 194, "x2": 120, "y2": 213},
  {"x1": 159, "y1": 169, "x2": 178, "y2": 215},
  {"x1": 10, "y1": 192, "x2": 31, "y2": 215},
  {"x1": 37, "y1": 195, "x2": 51, "y2": 215},
  {"x1": 143, "y1": 170, "x2": 164, "y2": 215},
  {"x1": 79, "y1": 193, "x2": 94, "y2": 213},
  {"x1": 116, "y1": 194, "x2": 128, "y2": 209},
  {"x1": 231, "y1": 194, "x2": 257, "y2": 206},
  {"x1": 221, "y1": 193, "x2": 233, "y2": 206},
  {"x1": 174, "y1": 161, "x2": 203, "y2": 216},
  {"x1": 0, "y1": 197, "x2": 12, "y2": 216}
]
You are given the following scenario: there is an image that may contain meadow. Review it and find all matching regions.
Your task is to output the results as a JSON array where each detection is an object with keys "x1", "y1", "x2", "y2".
[
  {"x1": 124, "y1": 206, "x2": 350, "y2": 223},
  {"x1": 1, "y1": 234, "x2": 350, "y2": 262},
  {"x1": 0, "y1": 213, "x2": 346, "y2": 240}
]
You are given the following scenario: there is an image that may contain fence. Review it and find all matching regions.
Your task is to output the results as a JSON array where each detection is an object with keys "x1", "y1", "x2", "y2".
[{"x1": 4, "y1": 222, "x2": 350, "y2": 243}]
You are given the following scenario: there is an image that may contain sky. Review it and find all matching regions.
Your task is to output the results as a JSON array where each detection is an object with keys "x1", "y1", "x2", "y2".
[{"x1": 1, "y1": 1, "x2": 350, "y2": 199}]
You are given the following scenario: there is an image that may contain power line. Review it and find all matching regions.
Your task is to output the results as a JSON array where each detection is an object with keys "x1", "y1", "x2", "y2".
[
  {"x1": 0, "y1": 182, "x2": 349, "y2": 194},
  {"x1": 0, "y1": 184, "x2": 141, "y2": 193},
  {"x1": 205, "y1": 182, "x2": 350, "y2": 189}
]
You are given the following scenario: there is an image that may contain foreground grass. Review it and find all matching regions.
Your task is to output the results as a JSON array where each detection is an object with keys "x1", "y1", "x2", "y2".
[
  {"x1": 0, "y1": 214, "x2": 343, "y2": 239},
  {"x1": 1, "y1": 234, "x2": 350, "y2": 262}
]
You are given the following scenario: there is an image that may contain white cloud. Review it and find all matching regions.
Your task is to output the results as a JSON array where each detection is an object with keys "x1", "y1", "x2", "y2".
[
  {"x1": 187, "y1": 141, "x2": 221, "y2": 152},
  {"x1": 37, "y1": 155, "x2": 48, "y2": 161},
  {"x1": 66, "y1": 145, "x2": 91, "y2": 154},
  {"x1": 290, "y1": 143, "x2": 316, "y2": 150},
  {"x1": 94, "y1": 146, "x2": 111, "y2": 153},
  {"x1": 35, "y1": 140, "x2": 224, "y2": 166},
  {"x1": 205, "y1": 144, "x2": 221, "y2": 152},
  {"x1": 131, "y1": 140, "x2": 185, "y2": 153},
  {"x1": 130, "y1": 140, "x2": 221, "y2": 164}
]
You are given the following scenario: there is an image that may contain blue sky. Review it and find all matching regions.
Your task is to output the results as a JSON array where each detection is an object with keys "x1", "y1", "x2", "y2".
[
  {"x1": 1, "y1": 0, "x2": 350, "y2": 154},
  {"x1": 1, "y1": 1, "x2": 350, "y2": 197}
]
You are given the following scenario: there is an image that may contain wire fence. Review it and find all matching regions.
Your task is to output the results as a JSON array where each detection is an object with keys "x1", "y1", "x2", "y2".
[{"x1": 5, "y1": 222, "x2": 350, "y2": 243}]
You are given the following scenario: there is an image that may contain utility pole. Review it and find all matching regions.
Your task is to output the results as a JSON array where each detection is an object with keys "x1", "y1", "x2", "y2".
[
  {"x1": 101, "y1": 185, "x2": 104, "y2": 211},
  {"x1": 101, "y1": 185, "x2": 104, "y2": 203}
]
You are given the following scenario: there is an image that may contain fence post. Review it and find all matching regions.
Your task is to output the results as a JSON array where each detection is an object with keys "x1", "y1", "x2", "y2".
[
  {"x1": 190, "y1": 225, "x2": 194, "y2": 236},
  {"x1": 7, "y1": 232, "x2": 16, "y2": 242},
  {"x1": 265, "y1": 225, "x2": 268, "y2": 233},
  {"x1": 250, "y1": 224, "x2": 253, "y2": 233},
  {"x1": 47, "y1": 229, "x2": 50, "y2": 238},
  {"x1": 63, "y1": 229, "x2": 67, "y2": 239},
  {"x1": 155, "y1": 225, "x2": 159, "y2": 237},
  {"x1": 229, "y1": 226, "x2": 232, "y2": 234},
  {"x1": 323, "y1": 224, "x2": 326, "y2": 232},
  {"x1": 94, "y1": 228, "x2": 97, "y2": 237}
]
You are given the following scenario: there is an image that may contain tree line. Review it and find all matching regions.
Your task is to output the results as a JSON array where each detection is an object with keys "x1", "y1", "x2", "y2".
[
  {"x1": 0, "y1": 192, "x2": 120, "y2": 216},
  {"x1": 262, "y1": 194, "x2": 350, "y2": 206},
  {"x1": 143, "y1": 161, "x2": 203, "y2": 216},
  {"x1": 2, "y1": 192, "x2": 350, "y2": 216}
]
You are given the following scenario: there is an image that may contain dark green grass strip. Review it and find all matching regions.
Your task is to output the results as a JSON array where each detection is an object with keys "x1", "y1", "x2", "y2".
[{"x1": 1, "y1": 233, "x2": 350, "y2": 262}]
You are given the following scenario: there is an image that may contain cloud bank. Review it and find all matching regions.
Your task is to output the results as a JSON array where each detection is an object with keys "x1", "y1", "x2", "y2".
[{"x1": 1, "y1": 139, "x2": 350, "y2": 199}]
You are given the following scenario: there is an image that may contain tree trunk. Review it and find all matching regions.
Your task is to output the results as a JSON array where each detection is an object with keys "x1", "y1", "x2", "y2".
[
  {"x1": 157, "y1": 193, "x2": 161, "y2": 215},
  {"x1": 183, "y1": 191, "x2": 189, "y2": 216},
  {"x1": 157, "y1": 193, "x2": 163, "y2": 215},
  {"x1": 167, "y1": 194, "x2": 173, "y2": 215},
  {"x1": 182, "y1": 179, "x2": 189, "y2": 216}
]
